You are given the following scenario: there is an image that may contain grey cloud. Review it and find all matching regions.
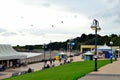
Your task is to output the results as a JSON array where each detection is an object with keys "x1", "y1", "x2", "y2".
[
  {"x1": 18, "y1": 31, "x2": 26, "y2": 36},
  {"x1": 41, "y1": 3, "x2": 51, "y2": 7},
  {"x1": 20, "y1": 28, "x2": 78, "y2": 37},
  {"x1": 114, "y1": 13, "x2": 120, "y2": 23},
  {"x1": 113, "y1": 1, "x2": 120, "y2": 23},
  {"x1": 1, "y1": 32, "x2": 18, "y2": 36},
  {"x1": 21, "y1": 29, "x2": 45, "y2": 36},
  {"x1": 92, "y1": 0, "x2": 120, "y2": 23},
  {"x1": 105, "y1": 0, "x2": 115, "y2": 3},
  {"x1": 0, "y1": 28, "x2": 7, "y2": 33},
  {"x1": 20, "y1": 0, "x2": 51, "y2": 8}
]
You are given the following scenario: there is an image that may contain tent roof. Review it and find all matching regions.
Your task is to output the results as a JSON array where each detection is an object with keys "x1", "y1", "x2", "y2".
[
  {"x1": 19, "y1": 52, "x2": 42, "y2": 58},
  {"x1": 0, "y1": 44, "x2": 44, "y2": 60},
  {"x1": 84, "y1": 51, "x2": 93, "y2": 55},
  {"x1": 59, "y1": 52, "x2": 65, "y2": 55},
  {"x1": 116, "y1": 48, "x2": 120, "y2": 51},
  {"x1": 98, "y1": 44, "x2": 111, "y2": 50},
  {"x1": 56, "y1": 52, "x2": 66, "y2": 56},
  {"x1": 0, "y1": 44, "x2": 27, "y2": 60}
]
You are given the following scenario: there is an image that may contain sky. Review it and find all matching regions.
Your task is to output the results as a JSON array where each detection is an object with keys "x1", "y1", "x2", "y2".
[{"x1": 0, "y1": 0, "x2": 120, "y2": 46}]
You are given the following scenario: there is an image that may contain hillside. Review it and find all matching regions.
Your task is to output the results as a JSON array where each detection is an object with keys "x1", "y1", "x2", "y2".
[{"x1": 14, "y1": 33, "x2": 120, "y2": 51}]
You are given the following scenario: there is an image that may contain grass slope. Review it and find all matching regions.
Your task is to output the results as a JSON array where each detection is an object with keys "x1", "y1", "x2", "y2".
[{"x1": 4, "y1": 60, "x2": 110, "y2": 80}]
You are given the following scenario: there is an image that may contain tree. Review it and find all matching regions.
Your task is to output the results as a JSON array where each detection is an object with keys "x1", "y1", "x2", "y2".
[
  {"x1": 25, "y1": 45, "x2": 34, "y2": 51},
  {"x1": 14, "y1": 33, "x2": 120, "y2": 51}
]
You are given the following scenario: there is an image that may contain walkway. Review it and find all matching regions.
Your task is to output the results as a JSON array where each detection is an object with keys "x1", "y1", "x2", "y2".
[
  {"x1": 79, "y1": 58, "x2": 120, "y2": 80},
  {"x1": 0, "y1": 55, "x2": 82, "y2": 80}
]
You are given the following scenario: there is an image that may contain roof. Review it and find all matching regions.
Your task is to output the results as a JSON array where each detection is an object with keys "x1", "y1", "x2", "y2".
[
  {"x1": 116, "y1": 48, "x2": 120, "y2": 51},
  {"x1": 0, "y1": 44, "x2": 44, "y2": 60},
  {"x1": 98, "y1": 44, "x2": 111, "y2": 50},
  {"x1": 0, "y1": 44, "x2": 27, "y2": 60},
  {"x1": 19, "y1": 52, "x2": 42, "y2": 58},
  {"x1": 59, "y1": 52, "x2": 65, "y2": 55},
  {"x1": 84, "y1": 51, "x2": 93, "y2": 55}
]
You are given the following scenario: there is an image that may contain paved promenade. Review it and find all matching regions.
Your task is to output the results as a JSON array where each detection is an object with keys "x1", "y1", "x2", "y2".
[{"x1": 79, "y1": 58, "x2": 120, "y2": 80}]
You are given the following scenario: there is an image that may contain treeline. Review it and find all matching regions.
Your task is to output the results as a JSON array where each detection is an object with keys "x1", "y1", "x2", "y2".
[{"x1": 14, "y1": 33, "x2": 120, "y2": 51}]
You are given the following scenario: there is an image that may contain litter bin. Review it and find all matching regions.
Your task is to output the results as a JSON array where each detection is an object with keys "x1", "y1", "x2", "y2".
[{"x1": 84, "y1": 55, "x2": 93, "y2": 61}]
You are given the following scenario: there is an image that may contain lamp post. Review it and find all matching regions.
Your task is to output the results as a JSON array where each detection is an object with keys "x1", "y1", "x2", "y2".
[
  {"x1": 91, "y1": 19, "x2": 101, "y2": 71},
  {"x1": 115, "y1": 50, "x2": 118, "y2": 61},
  {"x1": 68, "y1": 39, "x2": 71, "y2": 62},
  {"x1": 49, "y1": 40, "x2": 52, "y2": 65},
  {"x1": 67, "y1": 41, "x2": 71, "y2": 62},
  {"x1": 42, "y1": 43, "x2": 47, "y2": 68},
  {"x1": 110, "y1": 41, "x2": 113, "y2": 63},
  {"x1": 43, "y1": 44, "x2": 47, "y2": 67},
  {"x1": 68, "y1": 39, "x2": 75, "y2": 62}
]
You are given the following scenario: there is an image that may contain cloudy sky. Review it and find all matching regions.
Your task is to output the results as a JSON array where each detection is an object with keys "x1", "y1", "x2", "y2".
[{"x1": 0, "y1": 0, "x2": 120, "y2": 46}]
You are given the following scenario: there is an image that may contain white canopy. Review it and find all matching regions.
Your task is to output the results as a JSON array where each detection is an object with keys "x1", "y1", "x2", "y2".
[
  {"x1": 0, "y1": 44, "x2": 27, "y2": 60},
  {"x1": 97, "y1": 44, "x2": 114, "y2": 53},
  {"x1": 84, "y1": 51, "x2": 93, "y2": 55},
  {"x1": 97, "y1": 44, "x2": 113, "y2": 50},
  {"x1": 0, "y1": 44, "x2": 43, "y2": 60},
  {"x1": 19, "y1": 52, "x2": 42, "y2": 58},
  {"x1": 59, "y1": 52, "x2": 65, "y2": 55},
  {"x1": 116, "y1": 48, "x2": 120, "y2": 51}
]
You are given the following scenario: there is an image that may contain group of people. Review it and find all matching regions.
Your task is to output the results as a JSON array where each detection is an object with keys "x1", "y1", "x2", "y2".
[
  {"x1": 28, "y1": 67, "x2": 33, "y2": 73},
  {"x1": 42, "y1": 57, "x2": 73, "y2": 69},
  {"x1": 0, "y1": 63, "x2": 7, "y2": 71},
  {"x1": 43, "y1": 59, "x2": 55, "y2": 69}
]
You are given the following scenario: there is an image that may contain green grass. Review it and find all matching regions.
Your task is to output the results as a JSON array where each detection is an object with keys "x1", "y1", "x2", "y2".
[{"x1": 4, "y1": 60, "x2": 111, "y2": 80}]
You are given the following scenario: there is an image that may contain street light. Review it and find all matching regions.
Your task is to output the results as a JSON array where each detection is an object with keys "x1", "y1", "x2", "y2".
[
  {"x1": 49, "y1": 40, "x2": 52, "y2": 65},
  {"x1": 42, "y1": 43, "x2": 47, "y2": 68},
  {"x1": 110, "y1": 41, "x2": 113, "y2": 63},
  {"x1": 67, "y1": 39, "x2": 72, "y2": 62},
  {"x1": 68, "y1": 39, "x2": 75, "y2": 62},
  {"x1": 91, "y1": 19, "x2": 101, "y2": 71}
]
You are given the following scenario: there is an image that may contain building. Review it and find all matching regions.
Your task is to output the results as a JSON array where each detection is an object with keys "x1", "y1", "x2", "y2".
[
  {"x1": 80, "y1": 44, "x2": 119, "y2": 53},
  {"x1": 80, "y1": 44, "x2": 119, "y2": 59}
]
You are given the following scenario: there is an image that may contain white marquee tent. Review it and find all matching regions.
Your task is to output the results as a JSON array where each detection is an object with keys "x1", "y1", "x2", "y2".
[
  {"x1": 97, "y1": 44, "x2": 114, "y2": 53},
  {"x1": 84, "y1": 51, "x2": 93, "y2": 55},
  {"x1": 0, "y1": 44, "x2": 27, "y2": 60},
  {"x1": 0, "y1": 44, "x2": 42, "y2": 60}
]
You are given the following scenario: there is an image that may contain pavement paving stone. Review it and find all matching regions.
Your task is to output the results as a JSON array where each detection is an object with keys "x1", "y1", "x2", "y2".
[
  {"x1": 78, "y1": 58, "x2": 120, "y2": 80},
  {"x1": 78, "y1": 74, "x2": 120, "y2": 80}
]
